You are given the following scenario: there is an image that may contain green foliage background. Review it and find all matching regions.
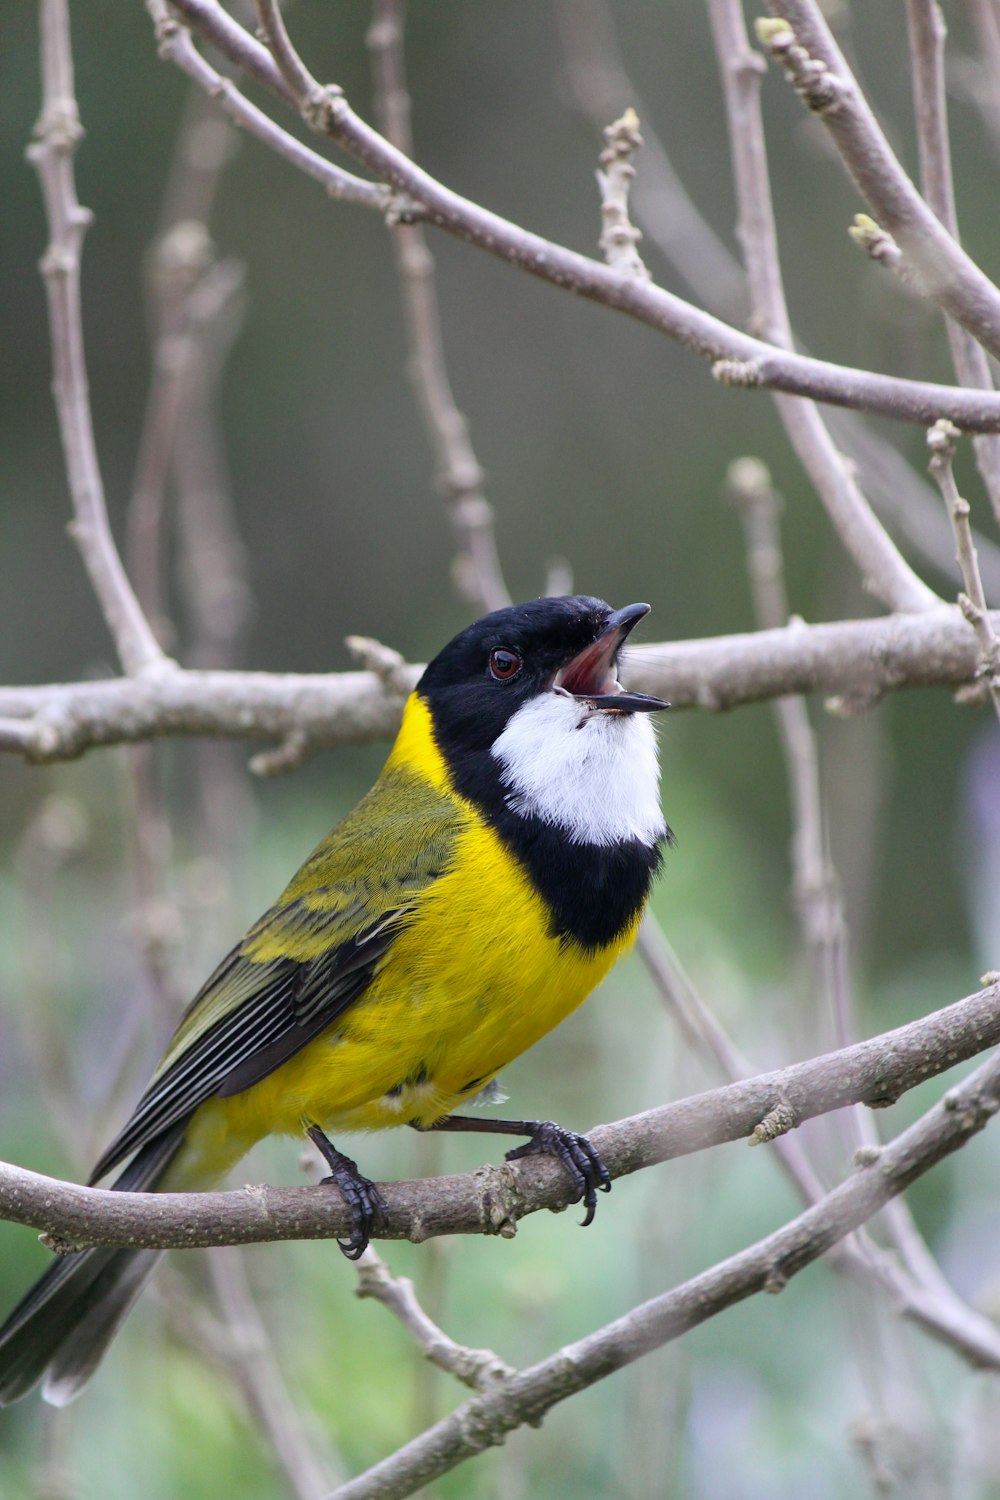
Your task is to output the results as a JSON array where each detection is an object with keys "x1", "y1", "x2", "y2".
[{"x1": 1, "y1": 3, "x2": 999, "y2": 1496}]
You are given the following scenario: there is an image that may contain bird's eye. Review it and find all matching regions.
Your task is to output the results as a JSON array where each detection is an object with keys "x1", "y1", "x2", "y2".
[{"x1": 488, "y1": 648, "x2": 522, "y2": 681}]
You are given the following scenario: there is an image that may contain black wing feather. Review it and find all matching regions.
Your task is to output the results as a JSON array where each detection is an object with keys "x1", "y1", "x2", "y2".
[{"x1": 89, "y1": 916, "x2": 400, "y2": 1184}]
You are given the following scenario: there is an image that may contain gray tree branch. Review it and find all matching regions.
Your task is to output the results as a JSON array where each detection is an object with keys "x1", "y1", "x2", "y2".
[
  {"x1": 156, "y1": 0, "x2": 1000, "y2": 434},
  {"x1": 30, "y1": 0, "x2": 169, "y2": 676},
  {"x1": 2, "y1": 980, "x2": 998, "y2": 1252},
  {"x1": 0, "y1": 604, "x2": 994, "y2": 765},
  {"x1": 323, "y1": 1043, "x2": 1000, "y2": 1500},
  {"x1": 763, "y1": 0, "x2": 1000, "y2": 361}
]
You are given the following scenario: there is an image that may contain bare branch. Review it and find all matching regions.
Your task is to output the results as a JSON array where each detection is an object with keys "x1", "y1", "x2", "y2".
[
  {"x1": 823, "y1": 406, "x2": 1000, "y2": 602},
  {"x1": 965, "y1": 0, "x2": 1000, "y2": 156},
  {"x1": 595, "y1": 108, "x2": 651, "y2": 280},
  {"x1": 323, "y1": 1046, "x2": 1000, "y2": 1499},
  {"x1": 626, "y1": 607, "x2": 996, "y2": 712},
  {"x1": 710, "y1": 0, "x2": 938, "y2": 616},
  {"x1": 761, "y1": 1, "x2": 1000, "y2": 361},
  {"x1": 28, "y1": 0, "x2": 169, "y2": 676},
  {"x1": 207, "y1": 1248, "x2": 344, "y2": 1496},
  {"x1": 637, "y1": 920, "x2": 1000, "y2": 1372},
  {"x1": 553, "y1": 0, "x2": 748, "y2": 320},
  {"x1": 127, "y1": 237, "x2": 245, "y2": 645},
  {"x1": 354, "y1": 1248, "x2": 514, "y2": 1392},
  {"x1": 906, "y1": 0, "x2": 1000, "y2": 519},
  {"x1": 366, "y1": 0, "x2": 509, "y2": 614},
  {"x1": 157, "y1": 0, "x2": 1000, "y2": 434},
  {"x1": 3, "y1": 980, "x2": 999, "y2": 1253},
  {"x1": 147, "y1": 1, "x2": 389, "y2": 211},
  {"x1": 13, "y1": 797, "x2": 92, "y2": 1167},
  {"x1": 0, "y1": 666, "x2": 417, "y2": 766},
  {"x1": 554, "y1": 0, "x2": 1000, "y2": 601},
  {"x1": 725, "y1": 458, "x2": 853, "y2": 1042},
  {"x1": 0, "y1": 601, "x2": 998, "y2": 764},
  {"x1": 928, "y1": 420, "x2": 1000, "y2": 719}
]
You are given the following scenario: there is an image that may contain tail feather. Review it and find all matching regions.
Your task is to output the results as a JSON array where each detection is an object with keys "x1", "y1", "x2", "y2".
[
  {"x1": 0, "y1": 1122, "x2": 187, "y2": 1406},
  {"x1": 0, "y1": 1246, "x2": 162, "y2": 1406},
  {"x1": 42, "y1": 1248, "x2": 163, "y2": 1407}
]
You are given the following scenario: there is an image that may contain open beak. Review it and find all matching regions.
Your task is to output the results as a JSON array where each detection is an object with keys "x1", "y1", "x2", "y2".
[{"x1": 554, "y1": 603, "x2": 668, "y2": 714}]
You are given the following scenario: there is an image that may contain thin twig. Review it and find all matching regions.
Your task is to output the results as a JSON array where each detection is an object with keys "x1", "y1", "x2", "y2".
[
  {"x1": 4, "y1": 979, "x2": 1000, "y2": 1252},
  {"x1": 321, "y1": 1046, "x2": 1000, "y2": 1500},
  {"x1": 128, "y1": 244, "x2": 245, "y2": 646},
  {"x1": 823, "y1": 407, "x2": 1000, "y2": 603},
  {"x1": 726, "y1": 456, "x2": 980, "y2": 1341},
  {"x1": 158, "y1": 0, "x2": 1000, "y2": 435},
  {"x1": 595, "y1": 108, "x2": 651, "y2": 280},
  {"x1": 725, "y1": 459, "x2": 852, "y2": 1052},
  {"x1": 147, "y1": 0, "x2": 390, "y2": 212},
  {"x1": 761, "y1": 1, "x2": 1000, "y2": 361},
  {"x1": 927, "y1": 420, "x2": 1000, "y2": 721},
  {"x1": 127, "y1": 96, "x2": 334, "y2": 1488},
  {"x1": 905, "y1": 0, "x2": 1000, "y2": 520},
  {"x1": 13, "y1": 797, "x2": 91, "y2": 1168},
  {"x1": 354, "y1": 1248, "x2": 513, "y2": 1392},
  {"x1": 555, "y1": 0, "x2": 1000, "y2": 601},
  {"x1": 207, "y1": 1247, "x2": 344, "y2": 1498},
  {"x1": 964, "y1": 0, "x2": 1000, "y2": 156},
  {"x1": 708, "y1": 0, "x2": 938, "y2": 614},
  {"x1": 28, "y1": 0, "x2": 169, "y2": 677},
  {"x1": 553, "y1": 0, "x2": 747, "y2": 320},
  {"x1": 365, "y1": 0, "x2": 509, "y2": 613},
  {"x1": 169, "y1": 238, "x2": 255, "y2": 851}
]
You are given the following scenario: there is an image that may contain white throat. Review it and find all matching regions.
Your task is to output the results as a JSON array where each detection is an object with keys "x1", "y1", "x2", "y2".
[{"x1": 490, "y1": 692, "x2": 665, "y2": 848}]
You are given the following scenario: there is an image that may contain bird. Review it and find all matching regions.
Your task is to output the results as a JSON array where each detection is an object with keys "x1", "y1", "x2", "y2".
[{"x1": 0, "y1": 594, "x2": 669, "y2": 1406}]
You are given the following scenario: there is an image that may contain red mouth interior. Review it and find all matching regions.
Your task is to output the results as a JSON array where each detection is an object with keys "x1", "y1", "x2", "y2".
[{"x1": 557, "y1": 634, "x2": 619, "y2": 698}]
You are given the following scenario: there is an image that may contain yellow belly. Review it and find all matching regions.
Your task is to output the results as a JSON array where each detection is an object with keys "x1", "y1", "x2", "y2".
[
  {"x1": 181, "y1": 816, "x2": 635, "y2": 1179},
  {"x1": 174, "y1": 691, "x2": 644, "y2": 1184}
]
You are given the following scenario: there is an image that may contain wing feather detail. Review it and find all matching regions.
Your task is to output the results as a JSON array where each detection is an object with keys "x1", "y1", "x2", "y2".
[{"x1": 89, "y1": 763, "x2": 463, "y2": 1184}]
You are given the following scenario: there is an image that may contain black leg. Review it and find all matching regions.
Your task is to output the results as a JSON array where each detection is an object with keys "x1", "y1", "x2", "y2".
[
  {"x1": 416, "y1": 1114, "x2": 612, "y2": 1227},
  {"x1": 307, "y1": 1124, "x2": 387, "y2": 1260}
]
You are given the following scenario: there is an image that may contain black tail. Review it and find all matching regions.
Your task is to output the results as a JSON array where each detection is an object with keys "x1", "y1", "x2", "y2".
[{"x1": 0, "y1": 1124, "x2": 186, "y2": 1406}]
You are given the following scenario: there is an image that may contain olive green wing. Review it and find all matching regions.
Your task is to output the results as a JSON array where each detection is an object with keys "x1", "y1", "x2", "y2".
[{"x1": 88, "y1": 766, "x2": 463, "y2": 1184}]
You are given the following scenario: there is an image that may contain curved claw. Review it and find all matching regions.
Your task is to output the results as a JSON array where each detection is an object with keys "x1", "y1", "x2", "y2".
[
  {"x1": 505, "y1": 1120, "x2": 612, "y2": 1227},
  {"x1": 321, "y1": 1167, "x2": 388, "y2": 1260},
  {"x1": 307, "y1": 1125, "x2": 387, "y2": 1259}
]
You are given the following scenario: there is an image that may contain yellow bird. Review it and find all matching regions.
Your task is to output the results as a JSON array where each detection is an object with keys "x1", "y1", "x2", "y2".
[{"x1": 0, "y1": 594, "x2": 669, "y2": 1404}]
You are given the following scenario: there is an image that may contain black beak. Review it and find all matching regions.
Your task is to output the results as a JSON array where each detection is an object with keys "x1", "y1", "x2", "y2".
[{"x1": 555, "y1": 603, "x2": 669, "y2": 714}]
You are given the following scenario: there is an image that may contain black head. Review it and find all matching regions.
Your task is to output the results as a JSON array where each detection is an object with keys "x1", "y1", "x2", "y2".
[
  {"x1": 417, "y1": 595, "x2": 666, "y2": 762},
  {"x1": 418, "y1": 596, "x2": 669, "y2": 949}
]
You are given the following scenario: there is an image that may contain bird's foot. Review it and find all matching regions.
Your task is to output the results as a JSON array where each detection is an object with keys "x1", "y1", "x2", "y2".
[
  {"x1": 505, "y1": 1120, "x2": 612, "y2": 1227},
  {"x1": 307, "y1": 1125, "x2": 387, "y2": 1260}
]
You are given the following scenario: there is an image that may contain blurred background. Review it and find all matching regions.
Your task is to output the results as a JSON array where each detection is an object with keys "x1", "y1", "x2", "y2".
[{"x1": 2, "y1": 2, "x2": 1000, "y2": 1496}]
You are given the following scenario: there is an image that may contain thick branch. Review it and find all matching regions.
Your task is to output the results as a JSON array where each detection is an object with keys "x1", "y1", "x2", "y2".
[
  {"x1": 2, "y1": 981, "x2": 998, "y2": 1252},
  {"x1": 637, "y1": 918, "x2": 1000, "y2": 1371},
  {"x1": 0, "y1": 604, "x2": 994, "y2": 763},
  {"x1": 157, "y1": 0, "x2": 1000, "y2": 433},
  {"x1": 324, "y1": 1046, "x2": 1000, "y2": 1499}
]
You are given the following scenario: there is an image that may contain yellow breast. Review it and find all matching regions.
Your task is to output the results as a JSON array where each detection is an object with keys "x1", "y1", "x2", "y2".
[{"x1": 181, "y1": 695, "x2": 637, "y2": 1174}]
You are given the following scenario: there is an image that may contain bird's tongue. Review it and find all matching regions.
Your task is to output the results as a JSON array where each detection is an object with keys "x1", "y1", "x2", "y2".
[
  {"x1": 559, "y1": 633, "x2": 619, "y2": 698},
  {"x1": 555, "y1": 605, "x2": 669, "y2": 714}
]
